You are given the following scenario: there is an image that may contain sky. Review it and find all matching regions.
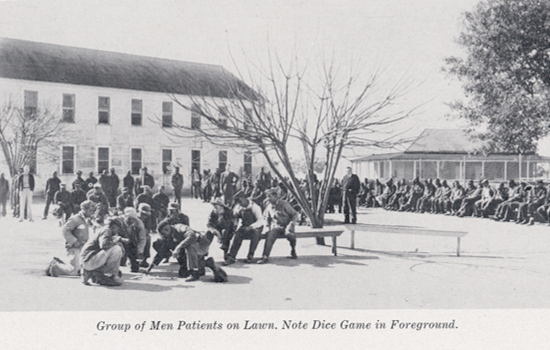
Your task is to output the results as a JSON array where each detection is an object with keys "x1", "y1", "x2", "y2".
[{"x1": 5, "y1": 0, "x2": 535, "y2": 158}]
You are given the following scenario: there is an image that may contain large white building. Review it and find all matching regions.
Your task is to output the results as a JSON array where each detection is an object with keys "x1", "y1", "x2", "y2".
[{"x1": 0, "y1": 38, "x2": 266, "y2": 194}]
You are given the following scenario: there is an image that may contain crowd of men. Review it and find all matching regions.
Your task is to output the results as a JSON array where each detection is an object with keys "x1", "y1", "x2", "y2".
[
  {"x1": 42, "y1": 165, "x2": 310, "y2": 287},
  {"x1": 350, "y1": 176, "x2": 550, "y2": 225}
]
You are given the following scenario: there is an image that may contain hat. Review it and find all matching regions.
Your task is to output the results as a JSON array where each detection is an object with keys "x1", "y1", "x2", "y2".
[
  {"x1": 76, "y1": 170, "x2": 82, "y2": 176},
  {"x1": 210, "y1": 197, "x2": 228, "y2": 208},
  {"x1": 124, "y1": 207, "x2": 139, "y2": 219},
  {"x1": 234, "y1": 191, "x2": 247, "y2": 200},
  {"x1": 60, "y1": 182, "x2": 66, "y2": 187},
  {"x1": 138, "y1": 203, "x2": 152, "y2": 215},
  {"x1": 141, "y1": 185, "x2": 152, "y2": 192},
  {"x1": 481, "y1": 179, "x2": 489, "y2": 185},
  {"x1": 265, "y1": 188, "x2": 279, "y2": 196},
  {"x1": 93, "y1": 183, "x2": 101, "y2": 188},
  {"x1": 168, "y1": 202, "x2": 180, "y2": 210},
  {"x1": 80, "y1": 200, "x2": 96, "y2": 211},
  {"x1": 121, "y1": 187, "x2": 129, "y2": 193},
  {"x1": 537, "y1": 179, "x2": 545, "y2": 185}
]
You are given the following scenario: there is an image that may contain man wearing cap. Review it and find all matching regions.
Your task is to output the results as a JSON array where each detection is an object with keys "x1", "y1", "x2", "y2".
[
  {"x1": 46, "y1": 200, "x2": 96, "y2": 277},
  {"x1": 18, "y1": 164, "x2": 35, "y2": 222},
  {"x1": 341, "y1": 166, "x2": 360, "y2": 224},
  {"x1": 72, "y1": 170, "x2": 86, "y2": 191},
  {"x1": 135, "y1": 167, "x2": 155, "y2": 196},
  {"x1": 224, "y1": 191, "x2": 264, "y2": 265},
  {"x1": 207, "y1": 197, "x2": 235, "y2": 261},
  {"x1": 171, "y1": 166, "x2": 184, "y2": 206},
  {"x1": 135, "y1": 185, "x2": 155, "y2": 230},
  {"x1": 220, "y1": 164, "x2": 239, "y2": 207},
  {"x1": 43, "y1": 171, "x2": 61, "y2": 220},
  {"x1": 81, "y1": 218, "x2": 125, "y2": 286},
  {"x1": 54, "y1": 183, "x2": 73, "y2": 224},
  {"x1": 119, "y1": 207, "x2": 148, "y2": 272},
  {"x1": 116, "y1": 186, "x2": 134, "y2": 214},
  {"x1": 85, "y1": 171, "x2": 98, "y2": 191},
  {"x1": 167, "y1": 202, "x2": 190, "y2": 226},
  {"x1": 87, "y1": 183, "x2": 109, "y2": 224},
  {"x1": 70, "y1": 182, "x2": 87, "y2": 215},
  {"x1": 257, "y1": 188, "x2": 299, "y2": 264}
]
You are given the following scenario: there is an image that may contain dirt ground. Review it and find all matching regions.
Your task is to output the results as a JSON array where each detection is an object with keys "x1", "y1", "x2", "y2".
[{"x1": 1, "y1": 197, "x2": 550, "y2": 312}]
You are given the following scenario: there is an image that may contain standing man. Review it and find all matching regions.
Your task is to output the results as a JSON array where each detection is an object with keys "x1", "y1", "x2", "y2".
[
  {"x1": 72, "y1": 170, "x2": 86, "y2": 191},
  {"x1": 123, "y1": 171, "x2": 135, "y2": 196},
  {"x1": 135, "y1": 167, "x2": 155, "y2": 196},
  {"x1": 257, "y1": 188, "x2": 299, "y2": 264},
  {"x1": 43, "y1": 171, "x2": 61, "y2": 220},
  {"x1": 191, "y1": 168, "x2": 202, "y2": 199},
  {"x1": 18, "y1": 164, "x2": 35, "y2": 222},
  {"x1": 220, "y1": 164, "x2": 239, "y2": 207},
  {"x1": 46, "y1": 200, "x2": 96, "y2": 277},
  {"x1": 171, "y1": 166, "x2": 184, "y2": 206},
  {"x1": 108, "y1": 168, "x2": 120, "y2": 208},
  {"x1": 84, "y1": 171, "x2": 98, "y2": 191},
  {"x1": 0, "y1": 173, "x2": 9, "y2": 217},
  {"x1": 341, "y1": 166, "x2": 360, "y2": 224},
  {"x1": 70, "y1": 182, "x2": 87, "y2": 215}
]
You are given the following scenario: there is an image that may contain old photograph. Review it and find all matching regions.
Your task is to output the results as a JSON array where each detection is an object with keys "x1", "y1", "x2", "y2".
[{"x1": 0, "y1": 0, "x2": 549, "y2": 349}]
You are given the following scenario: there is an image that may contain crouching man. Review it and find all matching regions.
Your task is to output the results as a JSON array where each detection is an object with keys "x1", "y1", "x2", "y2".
[
  {"x1": 80, "y1": 218, "x2": 125, "y2": 286},
  {"x1": 257, "y1": 188, "x2": 299, "y2": 264},
  {"x1": 146, "y1": 220, "x2": 227, "y2": 283}
]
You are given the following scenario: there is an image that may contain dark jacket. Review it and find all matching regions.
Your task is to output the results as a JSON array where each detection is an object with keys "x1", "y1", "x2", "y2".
[
  {"x1": 17, "y1": 173, "x2": 35, "y2": 191},
  {"x1": 342, "y1": 173, "x2": 360, "y2": 197}
]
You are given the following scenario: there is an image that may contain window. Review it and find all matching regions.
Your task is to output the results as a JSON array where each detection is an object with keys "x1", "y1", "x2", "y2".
[
  {"x1": 484, "y1": 161, "x2": 505, "y2": 181},
  {"x1": 98, "y1": 97, "x2": 110, "y2": 124},
  {"x1": 244, "y1": 151, "x2": 252, "y2": 174},
  {"x1": 218, "y1": 107, "x2": 228, "y2": 127},
  {"x1": 24, "y1": 90, "x2": 38, "y2": 118},
  {"x1": 131, "y1": 148, "x2": 142, "y2": 175},
  {"x1": 192, "y1": 150, "x2": 201, "y2": 173},
  {"x1": 162, "y1": 149, "x2": 172, "y2": 174},
  {"x1": 162, "y1": 102, "x2": 173, "y2": 127},
  {"x1": 439, "y1": 161, "x2": 460, "y2": 180},
  {"x1": 62, "y1": 146, "x2": 75, "y2": 174},
  {"x1": 191, "y1": 106, "x2": 201, "y2": 129},
  {"x1": 62, "y1": 94, "x2": 75, "y2": 123},
  {"x1": 243, "y1": 108, "x2": 252, "y2": 131},
  {"x1": 420, "y1": 161, "x2": 437, "y2": 179},
  {"x1": 465, "y1": 162, "x2": 482, "y2": 180},
  {"x1": 218, "y1": 150, "x2": 227, "y2": 172},
  {"x1": 131, "y1": 99, "x2": 142, "y2": 126},
  {"x1": 97, "y1": 147, "x2": 110, "y2": 174}
]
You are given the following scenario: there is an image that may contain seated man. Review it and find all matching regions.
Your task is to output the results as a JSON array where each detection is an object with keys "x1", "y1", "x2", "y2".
[
  {"x1": 87, "y1": 183, "x2": 109, "y2": 224},
  {"x1": 53, "y1": 183, "x2": 73, "y2": 224},
  {"x1": 223, "y1": 191, "x2": 264, "y2": 265},
  {"x1": 80, "y1": 218, "x2": 125, "y2": 286},
  {"x1": 206, "y1": 197, "x2": 235, "y2": 260},
  {"x1": 257, "y1": 188, "x2": 299, "y2": 264},
  {"x1": 46, "y1": 200, "x2": 96, "y2": 277},
  {"x1": 147, "y1": 220, "x2": 227, "y2": 283}
]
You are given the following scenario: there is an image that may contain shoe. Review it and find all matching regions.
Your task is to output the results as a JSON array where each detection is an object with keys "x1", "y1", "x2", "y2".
[
  {"x1": 213, "y1": 268, "x2": 228, "y2": 283},
  {"x1": 351, "y1": 219, "x2": 356, "y2": 224},
  {"x1": 222, "y1": 257, "x2": 235, "y2": 266},
  {"x1": 243, "y1": 256, "x2": 253, "y2": 264},
  {"x1": 139, "y1": 260, "x2": 149, "y2": 268},
  {"x1": 130, "y1": 267, "x2": 140, "y2": 273},
  {"x1": 528, "y1": 218, "x2": 535, "y2": 225},
  {"x1": 48, "y1": 261, "x2": 60, "y2": 277},
  {"x1": 185, "y1": 271, "x2": 200, "y2": 282},
  {"x1": 42, "y1": 217, "x2": 47, "y2": 220},
  {"x1": 257, "y1": 257, "x2": 269, "y2": 264},
  {"x1": 82, "y1": 269, "x2": 92, "y2": 285},
  {"x1": 45, "y1": 259, "x2": 56, "y2": 276},
  {"x1": 96, "y1": 274, "x2": 122, "y2": 286},
  {"x1": 288, "y1": 249, "x2": 297, "y2": 259},
  {"x1": 178, "y1": 267, "x2": 192, "y2": 278}
]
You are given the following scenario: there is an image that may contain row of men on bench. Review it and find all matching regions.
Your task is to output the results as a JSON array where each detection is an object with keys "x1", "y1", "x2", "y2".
[
  {"x1": 360, "y1": 176, "x2": 550, "y2": 225},
  {"x1": 45, "y1": 187, "x2": 299, "y2": 286}
]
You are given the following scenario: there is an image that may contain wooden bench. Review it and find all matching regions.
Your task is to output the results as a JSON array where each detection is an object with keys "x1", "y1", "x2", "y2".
[
  {"x1": 344, "y1": 223, "x2": 468, "y2": 257},
  {"x1": 251, "y1": 226, "x2": 345, "y2": 256}
]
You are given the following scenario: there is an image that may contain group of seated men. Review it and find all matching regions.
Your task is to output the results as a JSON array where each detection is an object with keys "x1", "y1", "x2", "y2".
[
  {"x1": 45, "y1": 184, "x2": 300, "y2": 286},
  {"x1": 357, "y1": 176, "x2": 550, "y2": 225}
]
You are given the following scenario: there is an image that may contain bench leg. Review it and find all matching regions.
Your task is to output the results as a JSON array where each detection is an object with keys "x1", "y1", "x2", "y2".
[
  {"x1": 350, "y1": 230, "x2": 355, "y2": 250},
  {"x1": 332, "y1": 235, "x2": 337, "y2": 256},
  {"x1": 457, "y1": 237, "x2": 461, "y2": 257}
]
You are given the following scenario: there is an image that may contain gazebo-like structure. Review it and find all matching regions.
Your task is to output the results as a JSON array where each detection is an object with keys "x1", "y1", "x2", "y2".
[{"x1": 351, "y1": 129, "x2": 550, "y2": 183}]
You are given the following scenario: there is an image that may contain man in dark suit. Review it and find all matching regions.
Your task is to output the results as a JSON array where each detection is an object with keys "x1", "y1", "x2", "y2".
[{"x1": 341, "y1": 166, "x2": 360, "y2": 224}]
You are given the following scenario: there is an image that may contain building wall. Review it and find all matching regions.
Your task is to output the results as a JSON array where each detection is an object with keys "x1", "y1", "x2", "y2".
[{"x1": 0, "y1": 78, "x2": 267, "y2": 194}]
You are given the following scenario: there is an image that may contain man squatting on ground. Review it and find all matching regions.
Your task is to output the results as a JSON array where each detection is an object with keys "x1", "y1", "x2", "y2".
[
  {"x1": 146, "y1": 220, "x2": 228, "y2": 282},
  {"x1": 222, "y1": 191, "x2": 264, "y2": 265},
  {"x1": 257, "y1": 188, "x2": 299, "y2": 264}
]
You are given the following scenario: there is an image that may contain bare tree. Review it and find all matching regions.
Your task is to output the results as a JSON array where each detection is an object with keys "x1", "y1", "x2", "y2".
[
  {"x1": 0, "y1": 97, "x2": 70, "y2": 177},
  {"x1": 163, "y1": 52, "x2": 415, "y2": 228}
]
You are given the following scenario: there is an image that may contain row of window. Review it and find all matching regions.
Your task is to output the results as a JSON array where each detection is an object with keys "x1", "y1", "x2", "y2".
[{"x1": 61, "y1": 146, "x2": 252, "y2": 175}]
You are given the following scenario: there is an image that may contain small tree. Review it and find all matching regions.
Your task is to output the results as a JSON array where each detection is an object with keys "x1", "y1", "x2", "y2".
[
  {"x1": 163, "y1": 53, "x2": 414, "y2": 228},
  {"x1": 0, "y1": 97, "x2": 70, "y2": 177}
]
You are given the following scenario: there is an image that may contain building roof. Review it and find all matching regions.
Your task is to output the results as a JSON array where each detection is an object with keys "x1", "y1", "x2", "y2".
[
  {"x1": 0, "y1": 38, "x2": 254, "y2": 98},
  {"x1": 404, "y1": 128, "x2": 481, "y2": 154}
]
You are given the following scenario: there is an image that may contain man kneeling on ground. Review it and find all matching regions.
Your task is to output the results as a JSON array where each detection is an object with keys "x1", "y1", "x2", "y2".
[
  {"x1": 81, "y1": 218, "x2": 125, "y2": 286},
  {"x1": 146, "y1": 220, "x2": 227, "y2": 283},
  {"x1": 257, "y1": 188, "x2": 299, "y2": 264}
]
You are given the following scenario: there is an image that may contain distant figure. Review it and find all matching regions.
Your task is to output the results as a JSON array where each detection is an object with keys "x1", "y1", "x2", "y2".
[
  {"x1": 135, "y1": 167, "x2": 155, "y2": 195},
  {"x1": 220, "y1": 164, "x2": 239, "y2": 207},
  {"x1": 341, "y1": 166, "x2": 360, "y2": 224},
  {"x1": 123, "y1": 171, "x2": 135, "y2": 196},
  {"x1": 72, "y1": 170, "x2": 86, "y2": 191},
  {"x1": 85, "y1": 171, "x2": 98, "y2": 191},
  {"x1": 43, "y1": 171, "x2": 61, "y2": 220},
  {"x1": 18, "y1": 165, "x2": 35, "y2": 222},
  {"x1": 171, "y1": 166, "x2": 184, "y2": 206},
  {"x1": 0, "y1": 173, "x2": 9, "y2": 217}
]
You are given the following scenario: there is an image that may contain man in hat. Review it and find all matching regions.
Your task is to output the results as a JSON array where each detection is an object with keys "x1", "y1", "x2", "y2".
[
  {"x1": 135, "y1": 167, "x2": 155, "y2": 196},
  {"x1": 54, "y1": 183, "x2": 73, "y2": 224},
  {"x1": 119, "y1": 207, "x2": 148, "y2": 272},
  {"x1": 152, "y1": 185, "x2": 170, "y2": 223},
  {"x1": 341, "y1": 166, "x2": 360, "y2": 224},
  {"x1": 257, "y1": 188, "x2": 299, "y2": 264},
  {"x1": 219, "y1": 164, "x2": 239, "y2": 207},
  {"x1": 87, "y1": 183, "x2": 109, "y2": 224},
  {"x1": 147, "y1": 220, "x2": 227, "y2": 282},
  {"x1": 224, "y1": 191, "x2": 264, "y2": 265},
  {"x1": 206, "y1": 197, "x2": 235, "y2": 261},
  {"x1": 116, "y1": 186, "x2": 134, "y2": 214},
  {"x1": 43, "y1": 171, "x2": 61, "y2": 220},
  {"x1": 81, "y1": 218, "x2": 125, "y2": 286},
  {"x1": 72, "y1": 170, "x2": 86, "y2": 191},
  {"x1": 46, "y1": 200, "x2": 96, "y2": 277},
  {"x1": 135, "y1": 185, "x2": 155, "y2": 230},
  {"x1": 171, "y1": 166, "x2": 184, "y2": 206},
  {"x1": 167, "y1": 202, "x2": 190, "y2": 226}
]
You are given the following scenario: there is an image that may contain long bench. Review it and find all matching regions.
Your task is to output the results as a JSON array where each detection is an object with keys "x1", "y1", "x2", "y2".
[
  {"x1": 250, "y1": 226, "x2": 345, "y2": 256},
  {"x1": 344, "y1": 223, "x2": 468, "y2": 257}
]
